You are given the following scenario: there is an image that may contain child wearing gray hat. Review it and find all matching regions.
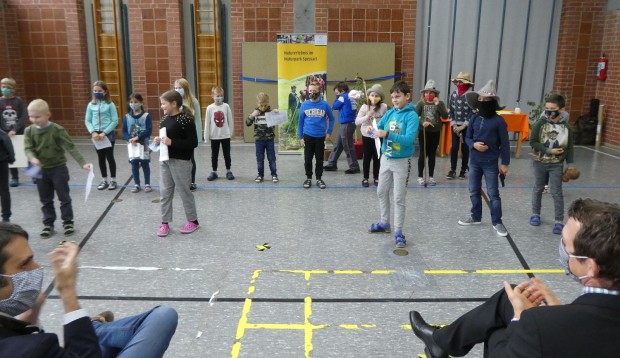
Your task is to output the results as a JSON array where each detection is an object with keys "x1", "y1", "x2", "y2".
[{"x1": 355, "y1": 84, "x2": 388, "y2": 187}]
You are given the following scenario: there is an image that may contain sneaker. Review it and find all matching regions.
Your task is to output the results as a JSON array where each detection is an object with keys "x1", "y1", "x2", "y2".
[
  {"x1": 362, "y1": 179, "x2": 369, "y2": 187},
  {"x1": 529, "y1": 215, "x2": 541, "y2": 226},
  {"x1": 417, "y1": 177, "x2": 426, "y2": 186},
  {"x1": 255, "y1": 176, "x2": 263, "y2": 183},
  {"x1": 272, "y1": 176, "x2": 279, "y2": 183},
  {"x1": 226, "y1": 171, "x2": 235, "y2": 180},
  {"x1": 446, "y1": 170, "x2": 456, "y2": 180},
  {"x1": 207, "y1": 172, "x2": 218, "y2": 181},
  {"x1": 458, "y1": 217, "x2": 481, "y2": 226},
  {"x1": 157, "y1": 223, "x2": 170, "y2": 237},
  {"x1": 97, "y1": 181, "x2": 109, "y2": 190},
  {"x1": 553, "y1": 223, "x2": 564, "y2": 235},
  {"x1": 131, "y1": 185, "x2": 141, "y2": 193},
  {"x1": 323, "y1": 165, "x2": 337, "y2": 171},
  {"x1": 374, "y1": 179, "x2": 378, "y2": 186},
  {"x1": 180, "y1": 221, "x2": 199, "y2": 234},
  {"x1": 91, "y1": 311, "x2": 114, "y2": 324},
  {"x1": 543, "y1": 185, "x2": 550, "y2": 194},
  {"x1": 427, "y1": 177, "x2": 437, "y2": 186},
  {"x1": 345, "y1": 168, "x2": 360, "y2": 174},
  {"x1": 108, "y1": 181, "x2": 117, "y2": 190},
  {"x1": 9, "y1": 178, "x2": 18, "y2": 187},
  {"x1": 493, "y1": 223, "x2": 508, "y2": 237},
  {"x1": 144, "y1": 185, "x2": 152, "y2": 193},
  {"x1": 368, "y1": 222, "x2": 391, "y2": 233},
  {"x1": 190, "y1": 183, "x2": 198, "y2": 192},
  {"x1": 63, "y1": 224, "x2": 75, "y2": 236},
  {"x1": 303, "y1": 179, "x2": 312, "y2": 188},
  {"x1": 317, "y1": 179, "x2": 327, "y2": 189},
  {"x1": 40, "y1": 226, "x2": 54, "y2": 239},
  {"x1": 458, "y1": 171, "x2": 467, "y2": 180},
  {"x1": 395, "y1": 232, "x2": 407, "y2": 248}
]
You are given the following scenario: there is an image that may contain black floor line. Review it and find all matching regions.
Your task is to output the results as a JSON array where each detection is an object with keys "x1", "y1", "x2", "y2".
[{"x1": 43, "y1": 176, "x2": 134, "y2": 297}]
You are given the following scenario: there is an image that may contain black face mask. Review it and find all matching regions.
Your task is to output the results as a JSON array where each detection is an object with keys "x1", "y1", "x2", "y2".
[
  {"x1": 477, "y1": 100, "x2": 497, "y2": 118},
  {"x1": 309, "y1": 92, "x2": 320, "y2": 101}
]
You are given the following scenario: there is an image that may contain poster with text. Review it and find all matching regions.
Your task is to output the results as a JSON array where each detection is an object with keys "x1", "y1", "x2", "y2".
[{"x1": 277, "y1": 33, "x2": 327, "y2": 153}]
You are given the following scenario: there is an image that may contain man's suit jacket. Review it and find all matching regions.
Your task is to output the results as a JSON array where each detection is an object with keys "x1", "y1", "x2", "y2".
[
  {"x1": 0, "y1": 315, "x2": 101, "y2": 357},
  {"x1": 493, "y1": 293, "x2": 620, "y2": 357}
]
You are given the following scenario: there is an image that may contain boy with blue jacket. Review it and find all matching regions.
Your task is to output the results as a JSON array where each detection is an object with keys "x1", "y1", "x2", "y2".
[
  {"x1": 367, "y1": 81, "x2": 419, "y2": 248},
  {"x1": 324, "y1": 82, "x2": 360, "y2": 173},
  {"x1": 298, "y1": 82, "x2": 335, "y2": 189}
]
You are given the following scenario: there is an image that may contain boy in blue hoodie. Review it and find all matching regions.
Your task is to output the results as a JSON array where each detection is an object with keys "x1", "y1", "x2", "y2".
[
  {"x1": 298, "y1": 81, "x2": 335, "y2": 189},
  {"x1": 324, "y1": 82, "x2": 360, "y2": 173},
  {"x1": 458, "y1": 80, "x2": 510, "y2": 237},
  {"x1": 367, "y1": 81, "x2": 419, "y2": 248}
]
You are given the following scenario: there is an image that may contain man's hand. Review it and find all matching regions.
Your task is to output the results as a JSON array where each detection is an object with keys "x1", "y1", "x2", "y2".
[
  {"x1": 49, "y1": 243, "x2": 80, "y2": 313},
  {"x1": 530, "y1": 277, "x2": 561, "y2": 306},
  {"x1": 503, "y1": 281, "x2": 541, "y2": 319}
]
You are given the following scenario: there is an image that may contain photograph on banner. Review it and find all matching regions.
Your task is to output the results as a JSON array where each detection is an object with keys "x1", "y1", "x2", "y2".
[{"x1": 276, "y1": 33, "x2": 327, "y2": 154}]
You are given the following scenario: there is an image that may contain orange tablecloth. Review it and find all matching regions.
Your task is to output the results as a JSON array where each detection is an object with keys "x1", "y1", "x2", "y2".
[{"x1": 440, "y1": 112, "x2": 530, "y2": 158}]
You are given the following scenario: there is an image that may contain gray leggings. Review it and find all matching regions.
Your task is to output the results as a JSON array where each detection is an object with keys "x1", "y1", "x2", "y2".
[{"x1": 531, "y1": 161, "x2": 564, "y2": 222}]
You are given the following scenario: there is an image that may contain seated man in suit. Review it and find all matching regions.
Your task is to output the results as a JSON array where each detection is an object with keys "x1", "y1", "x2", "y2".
[
  {"x1": 410, "y1": 198, "x2": 620, "y2": 358},
  {"x1": 0, "y1": 223, "x2": 178, "y2": 357}
]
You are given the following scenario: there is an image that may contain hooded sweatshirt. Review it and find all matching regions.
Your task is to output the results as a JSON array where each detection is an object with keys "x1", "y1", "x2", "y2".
[
  {"x1": 376, "y1": 102, "x2": 419, "y2": 159},
  {"x1": 530, "y1": 112, "x2": 574, "y2": 164}
]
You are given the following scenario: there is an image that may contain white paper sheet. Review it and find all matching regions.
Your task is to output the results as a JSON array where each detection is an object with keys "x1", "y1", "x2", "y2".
[
  {"x1": 85, "y1": 164, "x2": 94, "y2": 202},
  {"x1": 92, "y1": 135, "x2": 112, "y2": 150},
  {"x1": 9, "y1": 135, "x2": 27, "y2": 168},
  {"x1": 159, "y1": 128, "x2": 169, "y2": 161},
  {"x1": 372, "y1": 119, "x2": 381, "y2": 158},
  {"x1": 265, "y1": 111, "x2": 288, "y2": 127},
  {"x1": 127, "y1": 143, "x2": 144, "y2": 159}
]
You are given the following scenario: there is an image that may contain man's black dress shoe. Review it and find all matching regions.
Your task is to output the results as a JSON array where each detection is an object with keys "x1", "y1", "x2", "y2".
[{"x1": 409, "y1": 311, "x2": 448, "y2": 358}]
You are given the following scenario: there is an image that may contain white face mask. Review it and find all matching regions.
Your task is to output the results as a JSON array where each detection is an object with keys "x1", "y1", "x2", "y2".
[
  {"x1": 558, "y1": 238, "x2": 590, "y2": 282},
  {"x1": 130, "y1": 103, "x2": 142, "y2": 112},
  {"x1": 175, "y1": 88, "x2": 185, "y2": 97},
  {"x1": 214, "y1": 96, "x2": 224, "y2": 105},
  {"x1": 0, "y1": 267, "x2": 44, "y2": 317}
]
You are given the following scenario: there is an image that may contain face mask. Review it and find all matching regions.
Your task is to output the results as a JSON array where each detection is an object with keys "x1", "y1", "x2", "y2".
[
  {"x1": 258, "y1": 105, "x2": 268, "y2": 112},
  {"x1": 0, "y1": 267, "x2": 44, "y2": 317},
  {"x1": 93, "y1": 92, "x2": 104, "y2": 100},
  {"x1": 370, "y1": 96, "x2": 381, "y2": 105},
  {"x1": 175, "y1": 88, "x2": 185, "y2": 97},
  {"x1": 1, "y1": 88, "x2": 13, "y2": 97},
  {"x1": 130, "y1": 103, "x2": 142, "y2": 112},
  {"x1": 558, "y1": 238, "x2": 590, "y2": 282},
  {"x1": 424, "y1": 93, "x2": 435, "y2": 102},
  {"x1": 477, "y1": 100, "x2": 497, "y2": 118},
  {"x1": 309, "y1": 92, "x2": 320, "y2": 101},
  {"x1": 215, "y1": 96, "x2": 224, "y2": 105},
  {"x1": 545, "y1": 110, "x2": 560, "y2": 118},
  {"x1": 456, "y1": 83, "x2": 470, "y2": 95}
]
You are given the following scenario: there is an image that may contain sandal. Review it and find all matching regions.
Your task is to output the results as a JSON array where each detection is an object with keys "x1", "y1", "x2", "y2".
[
  {"x1": 144, "y1": 185, "x2": 152, "y2": 193},
  {"x1": 131, "y1": 185, "x2": 141, "y2": 193}
]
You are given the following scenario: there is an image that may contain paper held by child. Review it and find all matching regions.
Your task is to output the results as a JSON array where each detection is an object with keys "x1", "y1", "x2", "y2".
[
  {"x1": 85, "y1": 164, "x2": 94, "y2": 202},
  {"x1": 92, "y1": 135, "x2": 112, "y2": 150},
  {"x1": 159, "y1": 127, "x2": 169, "y2": 161},
  {"x1": 127, "y1": 142, "x2": 145, "y2": 159},
  {"x1": 265, "y1": 111, "x2": 287, "y2": 127}
]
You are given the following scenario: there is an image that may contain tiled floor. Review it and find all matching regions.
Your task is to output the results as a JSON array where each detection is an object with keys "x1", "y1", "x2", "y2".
[{"x1": 11, "y1": 139, "x2": 619, "y2": 357}]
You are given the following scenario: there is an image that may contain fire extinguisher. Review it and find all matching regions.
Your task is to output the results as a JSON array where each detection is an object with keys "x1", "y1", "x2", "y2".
[{"x1": 597, "y1": 53, "x2": 608, "y2": 81}]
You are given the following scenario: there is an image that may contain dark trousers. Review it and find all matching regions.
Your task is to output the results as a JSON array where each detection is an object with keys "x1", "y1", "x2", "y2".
[
  {"x1": 211, "y1": 138, "x2": 231, "y2": 171},
  {"x1": 96, "y1": 142, "x2": 117, "y2": 178},
  {"x1": 37, "y1": 165, "x2": 73, "y2": 227},
  {"x1": 417, "y1": 129, "x2": 440, "y2": 177},
  {"x1": 450, "y1": 130, "x2": 469, "y2": 173},
  {"x1": 434, "y1": 287, "x2": 515, "y2": 357},
  {"x1": 190, "y1": 153, "x2": 196, "y2": 183},
  {"x1": 0, "y1": 162, "x2": 10, "y2": 221},
  {"x1": 9, "y1": 167, "x2": 18, "y2": 181},
  {"x1": 130, "y1": 159, "x2": 151, "y2": 186},
  {"x1": 255, "y1": 139, "x2": 277, "y2": 177},
  {"x1": 362, "y1": 136, "x2": 380, "y2": 180},
  {"x1": 303, "y1": 134, "x2": 325, "y2": 180}
]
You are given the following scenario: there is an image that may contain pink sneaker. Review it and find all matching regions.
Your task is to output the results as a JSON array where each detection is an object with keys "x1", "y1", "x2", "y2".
[
  {"x1": 180, "y1": 221, "x2": 199, "y2": 234},
  {"x1": 157, "y1": 223, "x2": 170, "y2": 237}
]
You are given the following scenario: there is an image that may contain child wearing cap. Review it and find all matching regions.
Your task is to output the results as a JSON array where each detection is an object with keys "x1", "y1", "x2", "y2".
[
  {"x1": 415, "y1": 80, "x2": 448, "y2": 186},
  {"x1": 355, "y1": 84, "x2": 388, "y2": 187},
  {"x1": 447, "y1": 72, "x2": 475, "y2": 180}
]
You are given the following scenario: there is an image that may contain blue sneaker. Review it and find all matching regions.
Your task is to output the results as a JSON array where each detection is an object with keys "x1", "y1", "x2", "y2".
[
  {"x1": 395, "y1": 232, "x2": 406, "y2": 248},
  {"x1": 529, "y1": 215, "x2": 541, "y2": 226},
  {"x1": 368, "y1": 222, "x2": 391, "y2": 233},
  {"x1": 553, "y1": 223, "x2": 564, "y2": 235}
]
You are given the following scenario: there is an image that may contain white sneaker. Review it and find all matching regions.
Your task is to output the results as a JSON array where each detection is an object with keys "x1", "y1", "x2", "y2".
[
  {"x1": 427, "y1": 177, "x2": 437, "y2": 186},
  {"x1": 417, "y1": 177, "x2": 426, "y2": 185},
  {"x1": 493, "y1": 223, "x2": 508, "y2": 237}
]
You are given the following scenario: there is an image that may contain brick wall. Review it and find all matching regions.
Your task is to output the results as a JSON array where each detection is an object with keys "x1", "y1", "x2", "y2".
[{"x1": 596, "y1": 10, "x2": 620, "y2": 147}]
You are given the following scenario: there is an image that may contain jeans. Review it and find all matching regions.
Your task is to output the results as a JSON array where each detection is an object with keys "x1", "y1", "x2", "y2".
[
  {"x1": 468, "y1": 158, "x2": 502, "y2": 225},
  {"x1": 130, "y1": 159, "x2": 150, "y2": 186},
  {"x1": 531, "y1": 160, "x2": 564, "y2": 221},
  {"x1": 93, "y1": 305, "x2": 178, "y2": 358},
  {"x1": 303, "y1": 134, "x2": 325, "y2": 179},
  {"x1": 255, "y1": 139, "x2": 277, "y2": 177},
  {"x1": 326, "y1": 122, "x2": 359, "y2": 170}
]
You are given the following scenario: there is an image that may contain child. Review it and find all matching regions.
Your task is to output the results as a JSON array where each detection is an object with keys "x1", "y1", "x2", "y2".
[
  {"x1": 204, "y1": 86, "x2": 234, "y2": 181},
  {"x1": 174, "y1": 78, "x2": 202, "y2": 191},
  {"x1": 298, "y1": 81, "x2": 335, "y2": 189},
  {"x1": 367, "y1": 81, "x2": 419, "y2": 248},
  {"x1": 529, "y1": 93, "x2": 575, "y2": 234},
  {"x1": 0, "y1": 78, "x2": 27, "y2": 187},
  {"x1": 245, "y1": 92, "x2": 278, "y2": 183},
  {"x1": 0, "y1": 129, "x2": 14, "y2": 222},
  {"x1": 121, "y1": 93, "x2": 152, "y2": 193},
  {"x1": 154, "y1": 90, "x2": 199, "y2": 237},
  {"x1": 85, "y1": 80, "x2": 118, "y2": 190},
  {"x1": 415, "y1": 79, "x2": 448, "y2": 186},
  {"x1": 24, "y1": 99, "x2": 90, "y2": 238},
  {"x1": 458, "y1": 80, "x2": 510, "y2": 237},
  {"x1": 355, "y1": 84, "x2": 388, "y2": 187},
  {"x1": 447, "y1": 72, "x2": 475, "y2": 180},
  {"x1": 324, "y1": 82, "x2": 360, "y2": 174}
]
